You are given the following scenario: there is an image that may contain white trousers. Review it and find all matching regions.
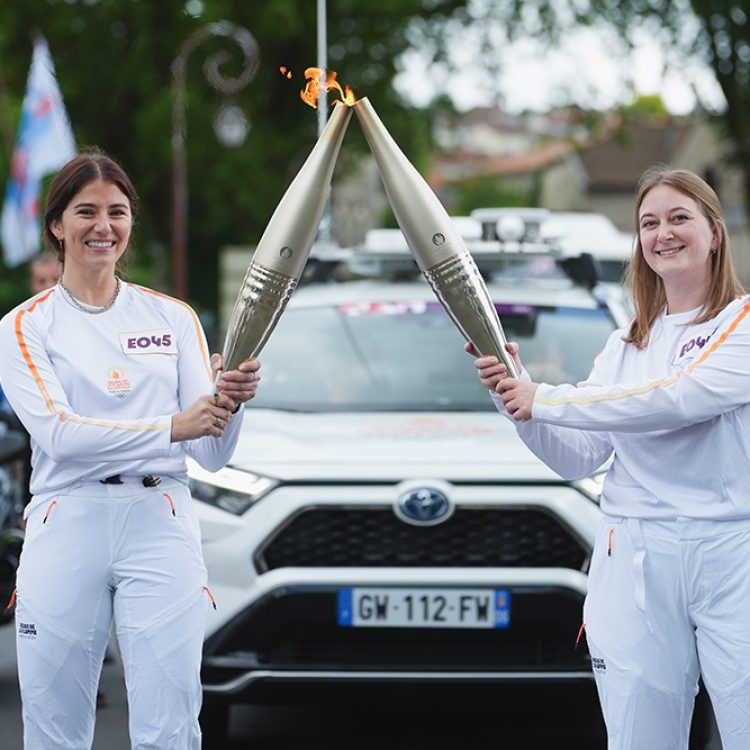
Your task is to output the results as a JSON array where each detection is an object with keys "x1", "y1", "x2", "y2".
[
  {"x1": 584, "y1": 515, "x2": 750, "y2": 750},
  {"x1": 15, "y1": 477, "x2": 209, "y2": 750}
]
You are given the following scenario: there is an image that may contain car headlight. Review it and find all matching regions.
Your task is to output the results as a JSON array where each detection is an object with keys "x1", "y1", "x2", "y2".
[
  {"x1": 573, "y1": 470, "x2": 607, "y2": 504},
  {"x1": 186, "y1": 458, "x2": 278, "y2": 515}
]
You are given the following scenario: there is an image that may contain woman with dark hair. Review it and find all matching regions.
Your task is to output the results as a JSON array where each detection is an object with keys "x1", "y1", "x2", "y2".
[
  {"x1": 0, "y1": 148, "x2": 260, "y2": 749},
  {"x1": 470, "y1": 167, "x2": 750, "y2": 748}
]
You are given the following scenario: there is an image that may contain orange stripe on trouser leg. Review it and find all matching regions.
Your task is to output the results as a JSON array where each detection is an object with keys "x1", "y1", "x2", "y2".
[
  {"x1": 6, "y1": 588, "x2": 16, "y2": 610},
  {"x1": 575, "y1": 622, "x2": 585, "y2": 650},
  {"x1": 43, "y1": 500, "x2": 57, "y2": 524},
  {"x1": 203, "y1": 586, "x2": 217, "y2": 610},
  {"x1": 163, "y1": 492, "x2": 175, "y2": 517},
  {"x1": 608, "y1": 527, "x2": 614, "y2": 557}
]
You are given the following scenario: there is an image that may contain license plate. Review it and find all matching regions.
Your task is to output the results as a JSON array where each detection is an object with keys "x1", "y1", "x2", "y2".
[{"x1": 337, "y1": 588, "x2": 510, "y2": 629}]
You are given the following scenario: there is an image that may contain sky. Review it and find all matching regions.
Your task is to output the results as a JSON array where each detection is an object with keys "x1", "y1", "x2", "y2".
[{"x1": 394, "y1": 26, "x2": 725, "y2": 115}]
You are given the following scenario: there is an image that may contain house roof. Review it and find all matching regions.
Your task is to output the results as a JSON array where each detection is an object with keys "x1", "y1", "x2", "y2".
[
  {"x1": 580, "y1": 119, "x2": 693, "y2": 190},
  {"x1": 456, "y1": 107, "x2": 527, "y2": 133},
  {"x1": 429, "y1": 112, "x2": 703, "y2": 193},
  {"x1": 430, "y1": 140, "x2": 574, "y2": 187}
]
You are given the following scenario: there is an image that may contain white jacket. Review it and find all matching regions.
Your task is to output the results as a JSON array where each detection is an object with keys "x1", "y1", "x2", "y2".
[
  {"x1": 0, "y1": 282, "x2": 242, "y2": 496},
  {"x1": 493, "y1": 295, "x2": 750, "y2": 520}
]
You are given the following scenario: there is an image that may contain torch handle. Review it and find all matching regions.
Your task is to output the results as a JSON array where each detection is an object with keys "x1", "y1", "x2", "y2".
[
  {"x1": 220, "y1": 261, "x2": 298, "y2": 374},
  {"x1": 424, "y1": 252, "x2": 520, "y2": 379},
  {"x1": 353, "y1": 98, "x2": 519, "y2": 379},
  {"x1": 212, "y1": 369, "x2": 224, "y2": 400},
  {"x1": 218, "y1": 104, "x2": 353, "y2": 376}
]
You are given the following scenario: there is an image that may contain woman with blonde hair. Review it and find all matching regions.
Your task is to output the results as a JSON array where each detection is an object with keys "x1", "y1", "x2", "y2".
[
  {"x1": 470, "y1": 166, "x2": 750, "y2": 748},
  {"x1": 624, "y1": 167, "x2": 742, "y2": 348}
]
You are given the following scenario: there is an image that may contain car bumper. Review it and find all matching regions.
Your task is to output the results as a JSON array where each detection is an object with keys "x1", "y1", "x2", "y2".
[
  {"x1": 199, "y1": 484, "x2": 600, "y2": 701},
  {"x1": 202, "y1": 570, "x2": 592, "y2": 699}
]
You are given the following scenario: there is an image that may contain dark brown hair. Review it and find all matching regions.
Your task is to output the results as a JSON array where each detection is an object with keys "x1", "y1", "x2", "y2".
[
  {"x1": 43, "y1": 147, "x2": 138, "y2": 266},
  {"x1": 624, "y1": 166, "x2": 744, "y2": 348}
]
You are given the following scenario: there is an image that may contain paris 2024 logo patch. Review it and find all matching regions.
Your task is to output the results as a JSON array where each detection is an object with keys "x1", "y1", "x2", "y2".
[{"x1": 106, "y1": 366, "x2": 132, "y2": 399}]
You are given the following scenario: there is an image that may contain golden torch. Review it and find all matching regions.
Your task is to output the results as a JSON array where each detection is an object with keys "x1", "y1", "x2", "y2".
[
  {"x1": 220, "y1": 84, "x2": 352, "y2": 374},
  {"x1": 354, "y1": 97, "x2": 519, "y2": 379}
]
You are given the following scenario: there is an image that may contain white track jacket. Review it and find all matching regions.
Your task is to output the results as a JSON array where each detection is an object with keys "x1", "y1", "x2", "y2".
[
  {"x1": 493, "y1": 295, "x2": 750, "y2": 520},
  {"x1": 0, "y1": 282, "x2": 243, "y2": 496}
]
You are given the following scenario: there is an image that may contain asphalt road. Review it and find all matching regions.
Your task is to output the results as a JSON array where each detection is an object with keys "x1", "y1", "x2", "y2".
[
  {"x1": 0, "y1": 620, "x2": 609, "y2": 749},
  {"x1": 0, "y1": 622, "x2": 721, "y2": 749}
]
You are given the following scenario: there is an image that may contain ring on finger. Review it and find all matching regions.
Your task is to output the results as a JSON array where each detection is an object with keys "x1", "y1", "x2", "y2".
[{"x1": 214, "y1": 417, "x2": 222, "y2": 429}]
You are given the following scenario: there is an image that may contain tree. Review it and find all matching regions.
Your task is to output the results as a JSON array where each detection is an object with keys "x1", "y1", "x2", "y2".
[
  {"x1": 622, "y1": 94, "x2": 670, "y2": 121},
  {"x1": 453, "y1": 176, "x2": 533, "y2": 215},
  {"x1": 467, "y1": 0, "x2": 750, "y2": 216},
  {"x1": 0, "y1": 0, "x2": 471, "y2": 315}
]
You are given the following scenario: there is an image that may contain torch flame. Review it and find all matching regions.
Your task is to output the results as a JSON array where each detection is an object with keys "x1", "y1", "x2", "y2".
[
  {"x1": 299, "y1": 67, "x2": 356, "y2": 109},
  {"x1": 280, "y1": 65, "x2": 356, "y2": 108}
]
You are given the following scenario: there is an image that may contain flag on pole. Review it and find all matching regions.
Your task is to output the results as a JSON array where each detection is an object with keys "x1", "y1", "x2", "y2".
[{"x1": 0, "y1": 37, "x2": 76, "y2": 268}]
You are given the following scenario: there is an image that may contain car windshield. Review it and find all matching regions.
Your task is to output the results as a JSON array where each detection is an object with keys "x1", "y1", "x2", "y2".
[{"x1": 251, "y1": 301, "x2": 615, "y2": 412}]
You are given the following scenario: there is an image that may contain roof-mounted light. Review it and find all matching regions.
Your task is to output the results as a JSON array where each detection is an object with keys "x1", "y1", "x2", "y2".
[
  {"x1": 471, "y1": 207, "x2": 550, "y2": 243},
  {"x1": 495, "y1": 215, "x2": 526, "y2": 242}
]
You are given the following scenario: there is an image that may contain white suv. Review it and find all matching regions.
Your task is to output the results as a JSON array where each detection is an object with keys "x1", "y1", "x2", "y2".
[
  {"x1": 194, "y1": 213, "x2": 723, "y2": 747},
  {"x1": 191, "y1": 215, "x2": 634, "y2": 738}
]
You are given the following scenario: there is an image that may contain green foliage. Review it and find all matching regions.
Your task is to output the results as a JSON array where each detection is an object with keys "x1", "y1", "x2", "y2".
[
  {"x1": 0, "y1": 0, "x2": 469, "y2": 315},
  {"x1": 452, "y1": 176, "x2": 534, "y2": 215},
  {"x1": 476, "y1": 0, "x2": 750, "y2": 216},
  {"x1": 2, "y1": 0, "x2": 746, "y2": 318},
  {"x1": 621, "y1": 94, "x2": 670, "y2": 120}
]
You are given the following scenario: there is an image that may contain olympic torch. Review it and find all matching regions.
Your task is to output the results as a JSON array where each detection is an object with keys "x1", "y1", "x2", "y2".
[
  {"x1": 354, "y1": 97, "x2": 519, "y2": 379},
  {"x1": 219, "y1": 102, "x2": 352, "y2": 374}
]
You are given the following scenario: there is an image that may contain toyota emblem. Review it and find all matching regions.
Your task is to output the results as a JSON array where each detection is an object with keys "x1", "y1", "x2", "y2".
[{"x1": 395, "y1": 486, "x2": 454, "y2": 526}]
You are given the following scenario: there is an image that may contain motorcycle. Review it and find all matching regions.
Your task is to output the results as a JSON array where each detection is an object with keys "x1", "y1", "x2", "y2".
[{"x1": 0, "y1": 420, "x2": 27, "y2": 626}]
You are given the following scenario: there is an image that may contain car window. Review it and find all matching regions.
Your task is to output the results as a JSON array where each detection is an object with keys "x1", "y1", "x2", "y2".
[{"x1": 251, "y1": 301, "x2": 615, "y2": 411}]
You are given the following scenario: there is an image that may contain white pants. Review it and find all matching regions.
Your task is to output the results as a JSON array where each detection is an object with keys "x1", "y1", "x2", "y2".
[
  {"x1": 16, "y1": 477, "x2": 209, "y2": 750},
  {"x1": 584, "y1": 515, "x2": 750, "y2": 750}
]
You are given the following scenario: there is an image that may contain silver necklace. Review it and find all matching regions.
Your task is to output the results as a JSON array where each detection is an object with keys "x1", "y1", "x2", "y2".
[{"x1": 59, "y1": 277, "x2": 121, "y2": 314}]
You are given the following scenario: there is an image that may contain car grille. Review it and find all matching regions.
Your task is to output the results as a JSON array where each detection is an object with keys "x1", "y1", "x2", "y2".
[
  {"x1": 201, "y1": 587, "x2": 590, "y2": 687},
  {"x1": 255, "y1": 506, "x2": 588, "y2": 572}
]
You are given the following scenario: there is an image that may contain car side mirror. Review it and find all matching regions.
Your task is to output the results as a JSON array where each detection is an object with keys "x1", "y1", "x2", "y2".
[{"x1": 559, "y1": 253, "x2": 601, "y2": 290}]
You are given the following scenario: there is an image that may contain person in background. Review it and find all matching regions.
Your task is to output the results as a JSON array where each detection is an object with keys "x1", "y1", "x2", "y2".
[
  {"x1": 28, "y1": 250, "x2": 62, "y2": 294},
  {"x1": 0, "y1": 148, "x2": 260, "y2": 750},
  {"x1": 0, "y1": 252, "x2": 63, "y2": 507},
  {"x1": 470, "y1": 166, "x2": 750, "y2": 749}
]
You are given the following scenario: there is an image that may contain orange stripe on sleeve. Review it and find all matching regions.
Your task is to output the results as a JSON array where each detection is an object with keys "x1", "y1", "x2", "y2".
[
  {"x1": 689, "y1": 299, "x2": 750, "y2": 372},
  {"x1": 14, "y1": 290, "x2": 169, "y2": 433},
  {"x1": 132, "y1": 285, "x2": 212, "y2": 381},
  {"x1": 536, "y1": 372, "x2": 683, "y2": 407},
  {"x1": 536, "y1": 299, "x2": 750, "y2": 408},
  {"x1": 15, "y1": 290, "x2": 58, "y2": 415}
]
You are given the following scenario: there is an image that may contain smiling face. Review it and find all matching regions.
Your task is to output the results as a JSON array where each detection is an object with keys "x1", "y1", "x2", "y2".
[
  {"x1": 51, "y1": 179, "x2": 133, "y2": 276},
  {"x1": 637, "y1": 183, "x2": 717, "y2": 296}
]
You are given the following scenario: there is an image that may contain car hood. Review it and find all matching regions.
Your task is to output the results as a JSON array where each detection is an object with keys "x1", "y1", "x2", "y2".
[{"x1": 230, "y1": 408, "x2": 563, "y2": 482}]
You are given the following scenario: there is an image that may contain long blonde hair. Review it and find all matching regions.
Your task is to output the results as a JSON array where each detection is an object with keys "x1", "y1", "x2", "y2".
[{"x1": 624, "y1": 166, "x2": 744, "y2": 348}]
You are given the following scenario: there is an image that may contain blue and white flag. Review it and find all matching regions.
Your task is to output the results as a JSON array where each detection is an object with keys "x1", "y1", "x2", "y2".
[{"x1": 0, "y1": 37, "x2": 76, "y2": 268}]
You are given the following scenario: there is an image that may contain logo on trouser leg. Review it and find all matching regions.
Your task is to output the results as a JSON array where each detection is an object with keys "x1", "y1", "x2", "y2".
[
  {"x1": 592, "y1": 656, "x2": 607, "y2": 672},
  {"x1": 18, "y1": 622, "x2": 37, "y2": 640}
]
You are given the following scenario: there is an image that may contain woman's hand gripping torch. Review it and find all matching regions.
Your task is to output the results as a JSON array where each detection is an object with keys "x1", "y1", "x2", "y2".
[
  {"x1": 353, "y1": 97, "x2": 519, "y2": 380},
  {"x1": 213, "y1": 101, "x2": 353, "y2": 399}
]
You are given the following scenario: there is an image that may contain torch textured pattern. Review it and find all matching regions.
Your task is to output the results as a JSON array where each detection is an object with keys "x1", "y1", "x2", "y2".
[
  {"x1": 220, "y1": 103, "x2": 352, "y2": 374},
  {"x1": 354, "y1": 97, "x2": 518, "y2": 378},
  {"x1": 424, "y1": 252, "x2": 518, "y2": 378},
  {"x1": 222, "y1": 263, "x2": 298, "y2": 372}
]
